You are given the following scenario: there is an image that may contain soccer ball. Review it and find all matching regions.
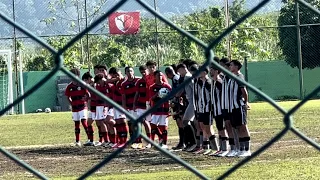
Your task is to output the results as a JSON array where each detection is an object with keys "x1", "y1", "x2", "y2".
[
  {"x1": 45, "y1": 108, "x2": 52, "y2": 113},
  {"x1": 158, "y1": 88, "x2": 170, "y2": 98}
]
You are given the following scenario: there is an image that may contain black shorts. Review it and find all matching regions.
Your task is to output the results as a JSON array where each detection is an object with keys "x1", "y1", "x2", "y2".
[
  {"x1": 231, "y1": 106, "x2": 247, "y2": 128},
  {"x1": 222, "y1": 109, "x2": 232, "y2": 121},
  {"x1": 198, "y1": 112, "x2": 212, "y2": 125},
  {"x1": 214, "y1": 115, "x2": 225, "y2": 131}
]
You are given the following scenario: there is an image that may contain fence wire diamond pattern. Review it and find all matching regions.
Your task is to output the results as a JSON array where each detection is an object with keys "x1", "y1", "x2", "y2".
[{"x1": 0, "y1": 0, "x2": 319, "y2": 180}]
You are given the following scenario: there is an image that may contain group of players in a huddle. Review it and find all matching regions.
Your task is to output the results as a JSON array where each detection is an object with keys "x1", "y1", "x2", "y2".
[{"x1": 65, "y1": 57, "x2": 251, "y2": 157}]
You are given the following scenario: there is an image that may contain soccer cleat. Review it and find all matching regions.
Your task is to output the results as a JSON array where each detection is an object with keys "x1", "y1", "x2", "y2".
[
  {"x1": 238, "y1": 150, "x2": 251, "y2": 157},
  {"x1": 131, "y1": 143, "x2": 138, "y2": 149},
  {"x1": 186, "y1": 144, "x2": 198, "y2": 152},
  {"x1": 226, "y1": 150, "x2": 238, "y2": 157},
  {"x1": 217, "y1": 151, "x2": 229, "y2": 157},
  {"x1": 161, "y1": 144, "x2": 168, "y2": 149},
  {"x1": 209, "y1": 150, "x2": 221, "y2": 156},
  {"x1": 83, "y1": 140, "x2": 94, "y2": 146},
  {"x1": 101, "y1": 142, "x2": 110, "y2": 147},
  {"x1": 203, "y1": 149, "x2": 212, "y2": 155},
  {"x1": 94, "y1": 142, "x2": 103, "y2": 147},
  {"x1": 194, "y1": 148, "x2": 205, "y2": 154},
  {"x1": 117, "y1": 143, "x2": 126, "y2": 148},
  {"x1": 171, "y1": 143, "x2": 185, "y2": 151},
  {"x1": 74, "y1": 142, "x2": 81, "y2": 147},
  {"x1": 136, "y1": 143, "x2": 144, "y2": 149},
  {"x1": 182, "y1": 145, "x2": 191, "y2": 151},
  {"x1": 145, "y1": 143, "x2": 152, "y2": 149},
  {"x1": 111, "y1": 143, "x2": 119, "y2": 149},
  {"x1": 107, "y1": 142, "x2": 116, "y2": 148}
]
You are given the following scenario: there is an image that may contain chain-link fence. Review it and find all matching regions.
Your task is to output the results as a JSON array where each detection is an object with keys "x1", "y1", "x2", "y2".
[{"x1": 0, "y1": 0, "x2": 320, "y2": 179}]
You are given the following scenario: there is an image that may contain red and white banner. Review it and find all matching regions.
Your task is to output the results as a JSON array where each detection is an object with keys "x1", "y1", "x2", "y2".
[{"x1": 108, "y1": 12, "x2": 140, "y2": 35}]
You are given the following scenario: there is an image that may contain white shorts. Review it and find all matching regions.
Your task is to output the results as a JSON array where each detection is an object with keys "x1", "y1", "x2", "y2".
[
  {"x1": 136, "y1": 108, "x2": 151, "y2": 122},
  {"x1": 151, "y1": 115, "x2": 169, "y2": 126},
  {"x1": 88, "y1": 111, "x2": 96, "y2": 119},
  {"x1": 114, "y1": 109, "x2": 126, "y2": 120},
  {"x1": 95, "y1": 106, "x2": 106, "y2": 120},
  {"x1": 106, "y1": 107, "x2": 114, "y2": 117},
  {"x1": 72, "y1": 109, "x2": 88, "y2": 121}
]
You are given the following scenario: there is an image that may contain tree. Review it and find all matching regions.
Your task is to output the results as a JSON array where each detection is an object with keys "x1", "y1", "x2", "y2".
[{"x1": 278, "y1": 0, "x2": 320, "y2": 69}]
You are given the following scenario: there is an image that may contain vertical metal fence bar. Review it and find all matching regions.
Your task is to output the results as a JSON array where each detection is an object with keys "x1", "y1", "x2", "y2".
[{"x1": 295, "y1": 1, "x2": 304, "y2": 100}]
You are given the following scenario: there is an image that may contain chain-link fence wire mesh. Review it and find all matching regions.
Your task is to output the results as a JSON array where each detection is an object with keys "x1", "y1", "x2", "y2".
[{"x1": 0, "y1": 0, "x2": 320, "y2": 179}]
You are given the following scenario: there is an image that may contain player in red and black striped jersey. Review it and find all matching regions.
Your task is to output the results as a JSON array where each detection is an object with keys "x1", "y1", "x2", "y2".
[
  {"x1": 149, "y1": 70, "x2": 172, "y2": 149},
  {"x1": 133, "y1": 65, "x2": 152, "y2": 149},
  {"x1": 109, "y1": 67, "x2": 128, "y2": 148},
  {"x1": 121, "y1": 66, "x2": 141, "y2": 149},
  {"x1": 65, "y1": 68, "x2": 91, "y2": 147}
]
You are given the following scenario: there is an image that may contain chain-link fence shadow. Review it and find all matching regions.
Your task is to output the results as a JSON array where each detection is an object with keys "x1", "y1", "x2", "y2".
[{"x1": 0, "y1": 0, "x2": 320, "y2": 180}]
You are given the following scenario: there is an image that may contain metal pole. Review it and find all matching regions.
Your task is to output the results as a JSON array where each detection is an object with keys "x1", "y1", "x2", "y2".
[
  {"x1": 244, "y1": 56, "x2": 248, "y2": 82},
  {"x1": 76, "y1": 1, "x2": 84, "y2": 65},
  {"x1": 12, "y1": 0, "x2": 18, "y2": 114},
  {"x1": 19, "y1": 51, "x2": 25, "y2": 114},
  {"x1": 225, "y1": 0, "x2": 231, "y2": 59},
  {"x1": 153, "y1": 0, "x2": 160, "y2": 68},
  {"x1": 295, "y1": 2, "x2": 304, "y2": 100},
  {"x1": 84, "y1": 0, "x2": 90, "y2": 70}
]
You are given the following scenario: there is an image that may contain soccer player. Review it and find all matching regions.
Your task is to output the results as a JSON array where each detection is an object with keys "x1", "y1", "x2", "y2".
[
  {"x1": 109, "y1": 67, "x2": 128, "y2": 148},
  {"x1": 165, "y1": 66, "x2": 185, "y2": 150},
  {"x1": 193, "y1": 67, "x2": 219, "y2": 155},
  {"x1": 229, "y1": 60, "x2": 251, "y2": 157},
  {"x1": 121, "y1": 66, "x2": 142, "y2": 149},
  {"x1": 176, "y1": 63, "x2": 197, "y2": 152},
  {"x1": 149, "y1": 70, "x2": 172, "y2": 149},
  {"x1": 65, "y1": 68, "x2": 90, "y2": 147},
  {"x1": 134, "y1": 65, "x2": 152, "y2": 149},
  {"x1": 209, "y1": 62, "x2": 229, "y2": 156},
  {"x1": 219, "y1": 58, "x2": 238, "y2": 157},
  {"x1": 81, "y1": 72, "x2": 95, "y2": 146}
]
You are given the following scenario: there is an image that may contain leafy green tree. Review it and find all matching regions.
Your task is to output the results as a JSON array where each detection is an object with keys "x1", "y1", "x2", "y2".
[{"x1": 278, "y1": 0, "x2": 320, "y2": 69}]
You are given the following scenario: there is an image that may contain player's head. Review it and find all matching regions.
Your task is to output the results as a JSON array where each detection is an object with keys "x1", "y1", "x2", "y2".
[
  {"x1": 209, "y1": 63, "x2": 218, "y2": 77},
  {"x1": 139, "y1": 65, "x2": 148, "y2": 77},
  {"x1": 82, "y1": 71, "x2": 93, "y2": 84},
  {"x1": 188, "y1": 60, "x2": 198, "y2": 71},
  {"x1": 94, "y1": 73, "x2": 104, "y2": 85},
  {"x1": 230, "y1": 60, "x2": 242, "y2": 73},
  {"x1": 189, "y1": 64, "x2": 199, "y2": 75},
  {"x1": 70, "y1": 68, "x2": 80, "y2": 84},
  {"x1": 171, "y1": 64, "x2": 178, "y2": 73},
  {"x1": 154, "y1": 70, "x2": 163, "y2": 84},
  {"x1": 214, "y1": 56, "x2": 220, "y2": 63},
  {"x1": 176, "y1": 63, "x2": 188, "y2": 77},
  {"x1": 165, "y1": 66, "x2": 175, "y2": 79},
  {"x1": 99, "y1": 65, "x2": 108, "y2": 77},
  {"x1": 200, "y1": 67, "x2": 209, "y2": 78},
  {"x1": 182, "y1": 59, "x2": 193, "y2": 68},
  {"x1": 146, "y1": 60, "x2": 157, "y2": 74},
  {"x1": 93, "y1": 65, "x2": 100, "y2": 75},
  {"x1": 125, "y1": 66, "x2": 134, "y2": 79},
  {"x1": 220, "y1": 57, "x2": 230, "y2": 70},
  {"x1": 109, "y1": 67, "x2": 122, "y2": 79}
]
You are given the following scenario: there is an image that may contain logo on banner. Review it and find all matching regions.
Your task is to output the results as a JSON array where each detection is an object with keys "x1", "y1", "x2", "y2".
[{"x1": 109, "y1": 12, "x2": 140, "y2": 35}]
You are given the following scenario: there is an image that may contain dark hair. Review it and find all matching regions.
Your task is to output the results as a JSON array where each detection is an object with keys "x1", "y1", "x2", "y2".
[
  {"x1": 154, "y1": 70, "x2": 162, "y2": 76},
  {"x1": 203, "y1": 67, "x2": 209, "y2": 74},
  {"x1": 189, "y1": 64, "x2": 199, "y2": 72},
  {"x1": 124, "y1": 66, "x2": 133, "y2": 73},
  {"x1": 70, "y1": 68, "x2": 80, "y2": 76},
  {"x1": 99, "y1": 65, "x2": 107, "y2": 71},
  {"x1": 94, "y1": 65, "x2": 100, "y2": 69},
  {"x1": 213, "y1": 56, "x2": 220, "y2": 63},
  {"x1": 139, "y1": 65, "x2": 147, "y2": 71},
  {"x1": 220, "y1": 57, "x2": 230, "y2": 65},
  {"x1": 231, "y1": 60, "x2": 242, "y2": 70},
  {"x1": 182, "y1": 59, "x2": 193, "y2": 67},
  {"x1": 165, "y1": 67, "x2": 174, "y2": 75},
  {"x1": 94, "y1": 73, "x2": 104, "y2": 83},
  {"x1": 146, "y1": 60, "x2": 156, "y2": 67},
  {"x1": 109, "y1": 67, "x2": 119, "y2": 75},
  {"x1": 176, "y1": 63, "x2": 187, "y2": 70},
  {"x1": 171, "y1": 64, "x2": 177, "y2": 73},
  {"x1": 82, "y1": 72, "x2": 92, "y2": 80}
]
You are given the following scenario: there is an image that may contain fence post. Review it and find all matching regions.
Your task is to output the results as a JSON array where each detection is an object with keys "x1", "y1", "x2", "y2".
[
  {"x1": 244, "y1": 56, "x2": 248, "y2": 82},
  {"x1": 295, "y1": 2, "x2": 304, "y2": 100}
]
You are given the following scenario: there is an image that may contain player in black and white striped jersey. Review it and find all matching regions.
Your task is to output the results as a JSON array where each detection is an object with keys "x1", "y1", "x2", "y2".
[
  {"x1": 219, "y1": 58, "x2": 240, "y2": 157},
  {"x1": 209, "y1": 60, "x2": 229, "y2": 157},
  {"x1": 193, "y1": 67, "x2": 219, "y2": 155},
  {"x1": 228, "y1": 60, "x2": 251, "y2": 157}
]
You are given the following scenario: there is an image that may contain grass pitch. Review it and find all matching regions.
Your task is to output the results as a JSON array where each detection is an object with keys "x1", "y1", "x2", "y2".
[{"x1": 0, "y1": 100, "x2": 319, "y2": 180}]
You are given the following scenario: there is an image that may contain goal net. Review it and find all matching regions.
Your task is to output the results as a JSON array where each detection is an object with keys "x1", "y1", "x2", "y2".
[{"x1": 0, "y1": 50, "x2": 14, "y2": 115}]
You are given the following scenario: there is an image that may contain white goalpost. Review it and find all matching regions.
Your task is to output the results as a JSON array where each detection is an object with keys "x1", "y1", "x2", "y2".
[{"x1": 0, "y1": 50, "x2": 14, "y2": 115}]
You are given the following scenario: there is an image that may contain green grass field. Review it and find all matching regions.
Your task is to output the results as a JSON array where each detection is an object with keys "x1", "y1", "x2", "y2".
[{"x1": 0, "y1": 100, "x2": 319, "y2": 180}]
